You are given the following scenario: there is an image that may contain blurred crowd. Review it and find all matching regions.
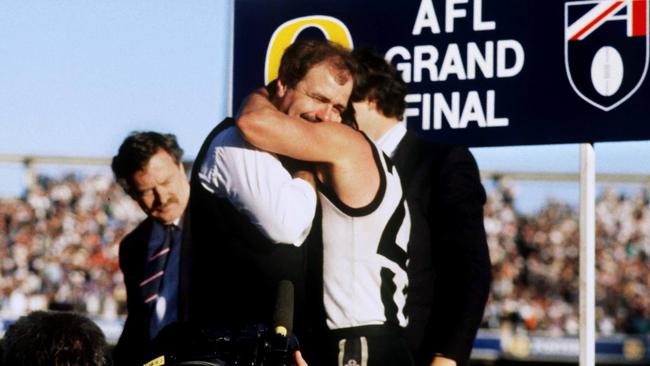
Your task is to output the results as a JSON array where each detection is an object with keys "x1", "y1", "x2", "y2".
[
  {"x1": 0, "y1": 173, "x2": 143, "y2": 323},
  {"x1": 1, "y1": 172, "x2": 649, "y2": 336},
  {"x1": 483, "y1": 178, "x2": 650, "y2": 336}
]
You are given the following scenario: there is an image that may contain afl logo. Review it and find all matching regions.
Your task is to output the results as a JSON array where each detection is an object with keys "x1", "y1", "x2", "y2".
[
  {"x1": 565, "y1": 0, "x2": 649, "y2": 111},
  {"x1": 264, "y1": 16, "x2": 353, "y2": 85}
]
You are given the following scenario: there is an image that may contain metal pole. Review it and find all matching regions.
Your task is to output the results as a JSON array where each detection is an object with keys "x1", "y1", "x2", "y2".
[
  {"x1": 579, "y1": 143, "x2": 596, "y2": 366},
  {"x1": 23, "y1": 157, "x2": 35, "y2": 191},
  {"x1": 227, "y1": 0, "x2": 235, "y2": 117}
]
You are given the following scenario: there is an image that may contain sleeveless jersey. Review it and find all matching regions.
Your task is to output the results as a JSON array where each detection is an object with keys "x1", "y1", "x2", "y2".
[{"x1": 318, "y1": 138, "x2": 411, "y2": 330}]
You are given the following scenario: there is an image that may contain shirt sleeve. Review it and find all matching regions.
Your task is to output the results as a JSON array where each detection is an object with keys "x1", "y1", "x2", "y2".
[{"x1": 197, "y1": 126, "x2": 316, "y2": 246}]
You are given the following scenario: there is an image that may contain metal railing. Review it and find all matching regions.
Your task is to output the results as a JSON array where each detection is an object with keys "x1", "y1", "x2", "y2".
[{"x1": 2, "y1": 153, "x2": 649, "y2": 184}]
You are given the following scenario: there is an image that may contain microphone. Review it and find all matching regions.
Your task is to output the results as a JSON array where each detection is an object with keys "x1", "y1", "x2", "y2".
[
  {"x1": 266, "y1": 280, "x2": 297, "y2": 366},
  {"x1": 143, "y1": 281, "x2": 298, "y2": 366},
  {"x1": 272, "y1": 280, "x2": 294, "y2": 337}
]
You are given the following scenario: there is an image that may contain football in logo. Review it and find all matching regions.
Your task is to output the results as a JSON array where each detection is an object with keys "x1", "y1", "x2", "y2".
[
  {"x1": 591, "y1": 45, "x2": 624, "y2": 96},
  {"x1": 565, "y1": 0, "x2": 649, "y2": 111}
]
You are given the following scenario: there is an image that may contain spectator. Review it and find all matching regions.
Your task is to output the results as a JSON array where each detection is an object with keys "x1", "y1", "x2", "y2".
[
  {"x1": 1, "y1": 170, "x2": 649, "y2": 337},
  {"x1": 0, "y1": 172, "x2": 142, "y2": 323},
  {"x1": 483, "y1": 179, "x2": 650, "y2": 336},
  {"x1": 1, "y1": 310, "x2": 110, "y2": 366}
]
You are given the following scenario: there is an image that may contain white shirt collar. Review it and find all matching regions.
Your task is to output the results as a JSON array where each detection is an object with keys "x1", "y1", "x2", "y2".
[{"x1": 375, "y1": 122, "x2": 407, "y2": 158}]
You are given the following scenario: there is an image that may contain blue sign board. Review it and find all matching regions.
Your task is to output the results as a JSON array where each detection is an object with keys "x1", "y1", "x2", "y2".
[
  {"x1": 233, "y1": 0, "x2": 649, "y2": 147},
  {"x1": 472, "y1": 331, "x2": 650, "y2": 363}
]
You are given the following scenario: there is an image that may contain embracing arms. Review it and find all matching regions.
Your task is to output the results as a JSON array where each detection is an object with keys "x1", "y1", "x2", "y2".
[{"x1": 236, "y1": 87, "x2": 380, "y2": 209}]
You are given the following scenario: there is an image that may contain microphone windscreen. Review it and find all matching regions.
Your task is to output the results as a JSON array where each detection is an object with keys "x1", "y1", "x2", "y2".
[{"x1": 272, "y1": 280, "x2": 294, "y2": 336}]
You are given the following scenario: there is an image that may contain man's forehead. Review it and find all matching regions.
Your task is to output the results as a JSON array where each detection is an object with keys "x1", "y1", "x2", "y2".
[
  {"x1": 134, "y1": 150, "x2": 176, "y2": 178},
  {"x1": 302, "y1": 62, "x2": 353, "y2": 104},
  {"x1": 309, "y1": 60, "x2": 353, "y2": 84}
]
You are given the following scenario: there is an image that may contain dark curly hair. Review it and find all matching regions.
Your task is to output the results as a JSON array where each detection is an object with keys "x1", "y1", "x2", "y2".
[
  {"x1": 1, "y1": 311, "x2": 110, "y2": 366},
  {"x1": 351, "y1": 47, "x2": 407, "y2": 120},
  {"x1": 111, "y1": 131, "x2": 183, "y2": 193}
]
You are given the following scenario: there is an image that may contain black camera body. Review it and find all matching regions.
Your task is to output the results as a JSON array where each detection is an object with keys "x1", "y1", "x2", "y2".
[
  {"x1": 228, "y1": 324, "x2": 297, "y2": 366},
  {"x1": 144, "y1": 323, "x2": 298, "y2": 366},
  {"x1": 145, "y1": 281, "x2": 297, "y2": 366}
]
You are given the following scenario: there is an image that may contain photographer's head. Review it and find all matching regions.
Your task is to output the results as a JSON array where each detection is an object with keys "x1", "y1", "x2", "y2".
[
  {"x1": 1, "y1": 311, "x2": 110, "y2": 366},
  {"x1": 273, "y1": 39, "x2": 356, "y2": 124},
  {"x1": 112, "y1": 131, "x2": 189, "y2": 225}
]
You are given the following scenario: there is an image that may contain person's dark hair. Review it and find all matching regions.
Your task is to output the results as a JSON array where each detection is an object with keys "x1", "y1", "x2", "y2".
[
  {"x1": 1, "y1": 311, "x2": 110, "y2": 366},
  {"x1": 351, "y1": 47, "x2": 408, "y2": 120},
  {"x1": 111, "y1": 131, "x2": 183, "y2": 193},
  {"x1": 277, "y1": 39, "x2": 357, "y2": 89},
  {"x1": 341, "y1": 103, "x2": 358, "y2": 130}
]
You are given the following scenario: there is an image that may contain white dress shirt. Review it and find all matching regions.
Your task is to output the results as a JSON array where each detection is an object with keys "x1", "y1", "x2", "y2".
[
  {"x1": 375, "y1": 122, "x2": 407, "y2": 158},
  {"x1": 198, "y1": 126, "x2": 317, "y2": 246}
]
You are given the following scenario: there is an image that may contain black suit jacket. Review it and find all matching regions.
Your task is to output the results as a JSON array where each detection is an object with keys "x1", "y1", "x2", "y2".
[
  {"x1": 113, "y1": 217, "x2": 155, "y2": 366},
  {"x1": 183, "y1": 119, "x2": 308, "y2": 334},
  {"x1": 394, "y1": 131, "x2": 491, "y2": 366}
]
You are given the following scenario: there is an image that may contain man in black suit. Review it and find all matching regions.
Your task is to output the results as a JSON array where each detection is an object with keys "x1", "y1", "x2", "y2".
[
  {"x1": 350, "y1": 48, "x2": 492, "y2": 366},
  {"x1": 185, "y1": 40, "x2": 360, "y2": 366},
  {"x1": 111, "y1": 132, "x2": 190, "y2": 365}
]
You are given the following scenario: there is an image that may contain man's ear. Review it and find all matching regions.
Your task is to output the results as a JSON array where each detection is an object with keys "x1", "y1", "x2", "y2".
[
  {"x1": 367, "y1": 99, "x2": 378, "y2": 112},
  {"x1": 276, "y1": 79, "x2": 288, "y2": 98}
]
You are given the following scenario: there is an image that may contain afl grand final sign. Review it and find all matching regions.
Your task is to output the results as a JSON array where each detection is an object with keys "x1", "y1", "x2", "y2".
[{"x1": 233, "y1": 0, "x2": 650, "y2": 147}]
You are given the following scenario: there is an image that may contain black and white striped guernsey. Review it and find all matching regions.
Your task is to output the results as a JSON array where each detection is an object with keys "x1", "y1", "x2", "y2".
[{"x1": 317, "y1": 136, "x2": 411, "y2": 330}]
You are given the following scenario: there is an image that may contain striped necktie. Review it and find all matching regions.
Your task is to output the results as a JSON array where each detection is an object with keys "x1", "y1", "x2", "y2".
[{"x1": 141, "y1": 224, "x2": 176, "y2": 305}]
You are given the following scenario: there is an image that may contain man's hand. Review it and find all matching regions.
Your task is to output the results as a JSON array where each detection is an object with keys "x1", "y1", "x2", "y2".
[
  {"x1": 294, "y1": 350, "x2": 309, "y2": 366},
  {"x1": 431, "y1": 355, "x2": 457, "y2": 366}
]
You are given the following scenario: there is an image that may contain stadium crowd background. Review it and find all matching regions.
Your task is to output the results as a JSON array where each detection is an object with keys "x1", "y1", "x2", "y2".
[{"x1": 0, "y1": 171, "x2": 649, "y2": 338}]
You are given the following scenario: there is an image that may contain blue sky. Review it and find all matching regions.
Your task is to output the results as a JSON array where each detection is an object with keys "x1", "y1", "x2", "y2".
[
  {"x1": 1, "y1": 1, "x2": 648, "y2": 212},
  {"x1": 0, "y1": 1, "x2": 230, "y2": 158}
]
